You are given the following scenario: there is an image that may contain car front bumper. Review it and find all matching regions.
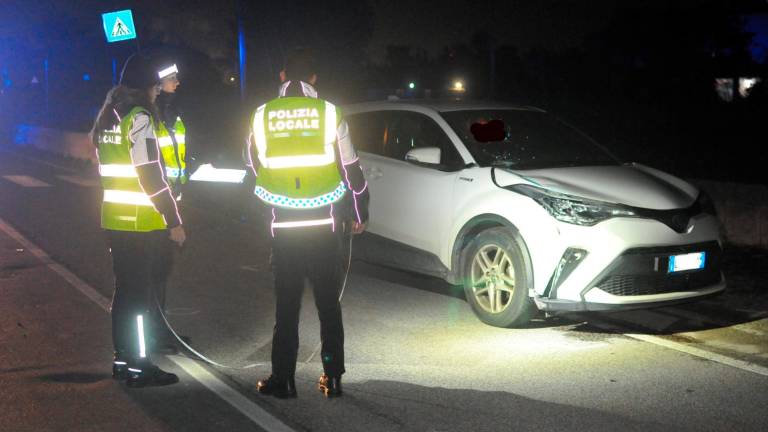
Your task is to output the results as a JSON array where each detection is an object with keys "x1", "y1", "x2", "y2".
[{"x1": 533, "y1": 213, "x2": 726, "y2": 311}]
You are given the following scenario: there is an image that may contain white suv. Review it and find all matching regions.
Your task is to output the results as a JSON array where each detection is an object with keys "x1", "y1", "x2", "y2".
[{"x1": 344, "y1": 100, "x2": 725, "y2": 328}]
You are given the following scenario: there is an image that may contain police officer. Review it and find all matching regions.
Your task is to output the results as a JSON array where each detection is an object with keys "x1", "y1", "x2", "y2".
[
  {"x1": 248, "y1": 48, "x2": 369, "y2": 398},
  {"x1": 91, "y1": 54, "x2": 186, "y2": 387}
]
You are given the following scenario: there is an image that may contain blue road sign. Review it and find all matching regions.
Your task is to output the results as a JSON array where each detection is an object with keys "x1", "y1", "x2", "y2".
[{"x1": 102, "y1": 10, "x2": 137, "y2": 43}]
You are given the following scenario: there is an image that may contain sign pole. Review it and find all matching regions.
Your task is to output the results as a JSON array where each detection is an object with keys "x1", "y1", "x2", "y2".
[
  {"x1": 102, "y1": 9, "x2": 139, "y2": 86},
  {"x1": 43, "y1": 56, "x2": 49, "y2": 122},
  {"x1": 238, "y1": 3, "x2": 246, "y2": 102}
]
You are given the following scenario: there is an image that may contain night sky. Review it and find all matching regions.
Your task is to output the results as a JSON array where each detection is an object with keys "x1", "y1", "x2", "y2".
[
  {"x1": 366, "y1": 0, "x2": 620, "y2": 58},
  {"x1": 2, "y1": 0, "x2": 768, "y2": 183}
]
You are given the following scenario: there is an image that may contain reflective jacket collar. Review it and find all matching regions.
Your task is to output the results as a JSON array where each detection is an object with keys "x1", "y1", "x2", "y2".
[{"x1": 279, "y1": 81, "x2": 318, "y2": 99}]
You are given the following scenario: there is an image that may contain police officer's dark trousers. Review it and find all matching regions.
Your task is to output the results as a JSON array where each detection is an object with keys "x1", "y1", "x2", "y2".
[
  {"x1": 108, "y1": 229, "x2": 172, "y2": 361},
  {"x1": 270, "y1": 224, "x2": 347, "y2": 380}
]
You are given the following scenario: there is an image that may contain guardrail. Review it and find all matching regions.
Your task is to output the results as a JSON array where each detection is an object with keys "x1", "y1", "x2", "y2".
[
  {"x1": 13, "y1": 124, "x2": 97, "y2": 164},
  {"x1": 9, "y1": 125, "x2": 767, "y2": 248}
]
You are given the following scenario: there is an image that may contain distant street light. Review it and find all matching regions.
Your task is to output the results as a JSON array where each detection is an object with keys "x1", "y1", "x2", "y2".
[{"x1": 452, "y1": 80, "x2": 465, "y2": 92}]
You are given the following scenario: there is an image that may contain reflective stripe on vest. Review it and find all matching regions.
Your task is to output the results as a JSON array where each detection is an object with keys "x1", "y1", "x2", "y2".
[
  {"x1": 103, "y1": 190, "x2": 154, "y2": 206},
  {"x1": 99, "y1": 164, "x2": 138, "y2": 177},
  {"x1": 254, "y1": 181, "x2": 346, "y2": 208},
  {"x1": 158, "y1": 135, "x2": 185, "y2": 148},
  {"x1": 272, "y1": 217, "x2": 334, "y2": 229},
  {"x1": 165, "y1": 167, "x2": 185, "y2": 178}
]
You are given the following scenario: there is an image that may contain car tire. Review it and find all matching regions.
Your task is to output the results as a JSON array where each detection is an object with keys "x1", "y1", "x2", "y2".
[{"x1": 461, "y1": 227, "x2": 535, "y2": 328}]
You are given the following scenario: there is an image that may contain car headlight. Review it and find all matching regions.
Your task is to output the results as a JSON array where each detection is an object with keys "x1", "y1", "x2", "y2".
[{"x1": 508, "y1": 184, "x2": 637, "y2": 226}]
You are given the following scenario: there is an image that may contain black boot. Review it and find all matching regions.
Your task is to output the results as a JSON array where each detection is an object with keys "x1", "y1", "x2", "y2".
[
  {"x1": 318, "y1": 374, "x2": 342, "y2": 398},
  {"x1": 112, "y1": 354, "x2": 128, "y2": 380},
  {"x1": 126, "y1": 364, "x2": 179, "y2": 388},
  {"x1": 256, "y1": 375, "x2": 297, "y2": 399}
]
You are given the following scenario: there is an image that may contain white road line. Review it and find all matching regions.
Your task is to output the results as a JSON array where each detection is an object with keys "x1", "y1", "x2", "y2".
[
  {"x1": 583, "y1": 316, "x2": 768, "y2": 377},
  {"x1": 0, "y1": 217, "x2": 110, "y2": 311},
  {"x1": 653, "y1": 308, "x2": 767, "y2": 337},
  {"x1": 2, "y1": 175, "x2": 52, "y2": 187},
  {"x1": 0, "y1": 216, "x2": 294, "y2": 432},
  {"x1": 57, "y1": 174, "x2": 100, "y2": 187},
  {"x1": 168, "y1": 355, "x2": 295, "y2": 432}
]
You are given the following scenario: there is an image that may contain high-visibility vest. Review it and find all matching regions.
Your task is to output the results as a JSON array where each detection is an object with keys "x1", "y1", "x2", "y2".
[
  {"x1": 97, "y1": 107, "x2": 167, "y2": 232},
  {"x1": 251, "y1": 97, "x2": 345, "y2": 209},
  {"x1": 156, "y1": 116, "x2": 187, "y2": 185}
]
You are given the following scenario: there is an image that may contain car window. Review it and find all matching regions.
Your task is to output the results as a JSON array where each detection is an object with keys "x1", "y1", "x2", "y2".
[
  {"x1": 345, "y1": 112, "x2": 387, "y2": 156},
  {"x1": 383, "y1": 111, "x2": 463, "y2": 169},
  {"x1": 442, "y1": 109, "x2": 619, "y2": 169}
]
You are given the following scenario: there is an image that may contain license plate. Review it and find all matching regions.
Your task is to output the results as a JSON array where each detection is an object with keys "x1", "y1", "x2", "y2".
[{"x1": 668, "y1": 252, "x2": 706, "y2": 273}]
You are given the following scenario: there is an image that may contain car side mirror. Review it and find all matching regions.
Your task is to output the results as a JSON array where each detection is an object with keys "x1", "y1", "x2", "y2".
[{"x1": 405, "y1": 147, "x2": 441, "y2": 165}]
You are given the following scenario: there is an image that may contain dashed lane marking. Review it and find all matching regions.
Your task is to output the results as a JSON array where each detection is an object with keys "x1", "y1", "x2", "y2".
[
  {"x1": 2, "y1": 175, "x2": 52, "y2": 187},
  {"x1": 0, "y1": 216, "x2": 296, "y2": 432},
  {"x1": 57, "y1": 175, "x2": 100, "y2": 187}
]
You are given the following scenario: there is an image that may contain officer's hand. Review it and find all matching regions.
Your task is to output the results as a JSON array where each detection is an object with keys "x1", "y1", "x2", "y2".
[
  {"x1": 351, "y1": 221, "x2": 366, "y2": 235},
  {"x1": 169, "y1": 225, "x2": 186, "y2": 247}
]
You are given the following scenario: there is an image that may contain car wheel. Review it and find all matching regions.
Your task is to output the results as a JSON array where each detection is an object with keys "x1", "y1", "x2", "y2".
[{"x1": 462, "y1": 227, "x2": 535, "y2": 328}]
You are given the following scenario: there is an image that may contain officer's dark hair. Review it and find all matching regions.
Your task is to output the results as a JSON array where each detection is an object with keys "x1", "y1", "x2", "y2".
[{"x1": 283, "y1": 47, "x2": 316, "y2": 82}]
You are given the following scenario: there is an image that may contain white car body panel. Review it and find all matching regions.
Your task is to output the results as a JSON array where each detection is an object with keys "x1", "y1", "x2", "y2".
[{"x1": 361, "y1": 152, "x2": 458, "y2": 253}]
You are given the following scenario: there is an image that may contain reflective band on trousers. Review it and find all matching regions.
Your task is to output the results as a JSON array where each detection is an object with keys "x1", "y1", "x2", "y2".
[
  {"x1": 99, "y1": 164, "x2": 138, "y2": 178},
  {"x1": 272, "y1": 217, "x2": 334, "y2": 229},
  {"x1": 103, "y1": 190, "x2": 154, "y2": 206},
  {"x1": 137, "y1": 315, "x2": 147, "y2": 359},
  {"x1": 254, "y1": 182, "x2": 346, "y2": 208},
  {"x1": 254, "y1": 101, "x2": 337, "y2": 169}
]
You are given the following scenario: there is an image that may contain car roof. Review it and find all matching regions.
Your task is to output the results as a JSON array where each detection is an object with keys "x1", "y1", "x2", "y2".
[{"x1": 342, "y1": 99, "x2": 546, "y2": 115}]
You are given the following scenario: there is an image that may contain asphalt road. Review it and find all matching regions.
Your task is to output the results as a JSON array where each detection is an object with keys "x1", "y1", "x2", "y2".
[{"x1": 1, "y1": 146, "x2": 767, "y2": 432}]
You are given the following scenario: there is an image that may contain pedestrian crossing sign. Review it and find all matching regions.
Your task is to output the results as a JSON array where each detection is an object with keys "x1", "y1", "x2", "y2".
[{"x1": 102, "y1": 10, "x2": 137, "y2": 43}]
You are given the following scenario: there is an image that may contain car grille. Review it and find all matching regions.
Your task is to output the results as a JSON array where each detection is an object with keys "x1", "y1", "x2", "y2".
[
  {"x1": 633, "y1": 200, "x2": 702, "y2": 234},
  {"x1": 591, "y1": 241, "x2": 722, "y2": 297}
]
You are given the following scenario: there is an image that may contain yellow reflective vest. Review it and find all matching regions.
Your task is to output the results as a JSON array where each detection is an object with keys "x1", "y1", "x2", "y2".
[{"x1": 250, "y1": 96, "x2": 345, "y2": 208}]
